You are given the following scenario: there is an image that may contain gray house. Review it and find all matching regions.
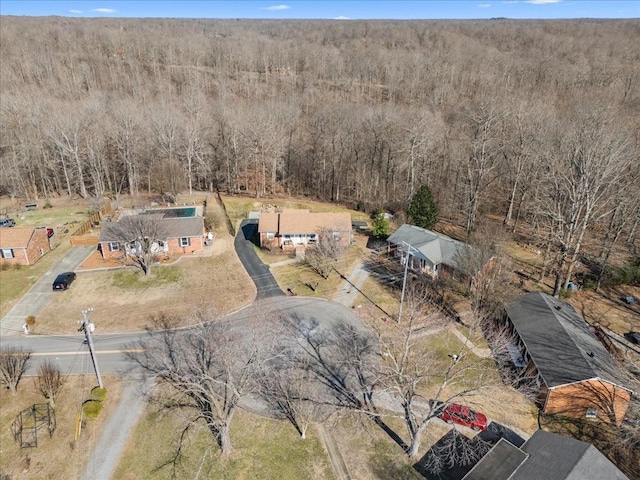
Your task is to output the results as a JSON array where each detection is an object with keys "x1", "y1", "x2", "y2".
[
  {"x1": 463, "y1": 429, "x2": 629, "y2": 480},
  {"x1": 386, "y1": 224, "x2": 470, "y2": 278}
]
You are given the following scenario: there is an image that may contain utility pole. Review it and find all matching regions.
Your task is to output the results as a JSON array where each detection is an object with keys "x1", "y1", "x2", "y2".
[
  {"x1": 398, "y1": 242, "x2": 418, "y2": 323},
  {"x1": 79, "y1": 308, "x2": 103, "y2": 388}
]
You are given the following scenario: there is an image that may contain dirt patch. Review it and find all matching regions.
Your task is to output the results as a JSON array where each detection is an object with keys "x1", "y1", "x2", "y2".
[{"x1": 565, "y1": 287, "x2": 640, "y2": 334}]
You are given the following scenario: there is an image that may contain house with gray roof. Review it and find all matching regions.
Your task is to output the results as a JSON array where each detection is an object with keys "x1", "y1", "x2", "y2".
[
  {"x1": 504, "y1": 292, "x2": 633, "y2": 424},
  {"x1": 386, "y1": 224, "x2": 470, "y2": 278},
  {"x1": 463, "y1": 429, "x2": 629, "y2": 480},
  {"x1": 98, "y1": 216, "x2": 205, "y2": 261}
]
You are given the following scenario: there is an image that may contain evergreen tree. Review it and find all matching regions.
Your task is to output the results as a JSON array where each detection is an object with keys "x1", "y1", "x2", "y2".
[
  {"x1": 372, "y1": 213, "x2": 390, "y2": 238},
  {"x1": 407, "y1": 185, "x2": 438, "y2": 229}
]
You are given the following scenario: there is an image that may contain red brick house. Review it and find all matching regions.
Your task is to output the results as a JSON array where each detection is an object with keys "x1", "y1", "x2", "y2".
[
  {"x1": 98, "y1": 217, "x2": 205, "y2": 260},
  {"x1": 258, "y1": 210, "x2": 352, "y2": 251},
  {"x1": 504, "y1": 292, "x2": 633, "y2": 424},
  {"x1": 0, "y1": 227, "x2": 51, "y2": 266}
]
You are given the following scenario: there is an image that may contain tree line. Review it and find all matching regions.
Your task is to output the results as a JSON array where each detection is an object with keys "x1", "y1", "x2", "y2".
[{"x1": 1, "y1": 17, "x2": 639, "y2": 291}]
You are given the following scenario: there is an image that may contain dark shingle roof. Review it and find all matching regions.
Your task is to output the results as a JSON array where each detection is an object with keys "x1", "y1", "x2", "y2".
[
  {"x1": 464, "y1": 430, "x2": 629, "y2": 480},
  {"x1": 463, "y1": 438, "x2": 528, "y2": 480},
  {"x1": 387, "y1": 224, "x2": 470, "y2": 269},
  {"x1": 99, "y1": 217, "x2": 203, "y2": 242},
  {"x1": 505, "y1": 292, "x2": 630, "y2": 390}
]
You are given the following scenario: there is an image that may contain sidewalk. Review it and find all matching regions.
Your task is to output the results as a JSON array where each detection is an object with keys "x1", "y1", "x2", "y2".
[{"x1": 333, "y1": 262, "x2": 370, "y2": 307}]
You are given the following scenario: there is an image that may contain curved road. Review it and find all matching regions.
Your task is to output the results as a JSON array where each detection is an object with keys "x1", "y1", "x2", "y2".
[{"x1": 5, "y1": 219, "x2": 363, "y2": 480}]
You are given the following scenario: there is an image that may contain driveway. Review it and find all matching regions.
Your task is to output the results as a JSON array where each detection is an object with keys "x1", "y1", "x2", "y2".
[
  {"x1": 235, "y1": 219, "x2": 284, "y2": 299},
  {"x1": 0, "y1": 245, "x2": 95, "y2": 337}
]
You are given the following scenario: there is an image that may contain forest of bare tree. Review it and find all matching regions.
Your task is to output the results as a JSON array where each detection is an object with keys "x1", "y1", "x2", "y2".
[{"x1": 1, "y1": 17, "x2": 639, "y2": 273}]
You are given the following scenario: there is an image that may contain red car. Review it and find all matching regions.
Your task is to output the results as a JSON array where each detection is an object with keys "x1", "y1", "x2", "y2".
[{"x1": 439, "y1": 403, "x2": 487, "y2": 431}]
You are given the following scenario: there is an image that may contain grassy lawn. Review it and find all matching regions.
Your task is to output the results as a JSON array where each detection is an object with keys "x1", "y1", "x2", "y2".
[
  {"x1": 332, "y1": 414, "x2": 424, "y2": 480},
  {"x1": 0, "y1": 375, "x2": 123, "y2": 480},
  {"x1": 0, "y1": 242, "x2": 73, "y2": 318},
  {"x1": 35, "y1": 243, "x2": 254, "y2": 334},
  {"x1": 0, "y1": 197, "x2": 97, "y2": 317},
  {"x1": 114, "y1": 408, "x2": 334, "y2": 480},
  {"x1": 353, "y1": 275, "x2": 401, "y2": 318}
]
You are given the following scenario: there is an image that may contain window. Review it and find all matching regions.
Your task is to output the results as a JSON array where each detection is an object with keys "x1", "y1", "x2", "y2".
[
  {"x1": 586, "y1": 408, "x2": 598, "y2": 419},
  {"x1": 109, "y1": 242, "x2": 120, "y2": 251},
  {"x1": 267, "y1": 232, "x2": 274, "y2": 240},
  {"x1": 1, "y1": 248, "x2": 14, "y2": 259},
  {"x1": 180, "y1": 237, "x2": 190, "y2": 247}
]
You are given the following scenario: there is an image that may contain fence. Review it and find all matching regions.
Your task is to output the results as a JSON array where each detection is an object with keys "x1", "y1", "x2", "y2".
[
  {"x1": 69, "y1": 202, "x2": 112, "y2": 246},
  {"x1": 11, "y1": 404, "x2": 56, "y2": 448}
]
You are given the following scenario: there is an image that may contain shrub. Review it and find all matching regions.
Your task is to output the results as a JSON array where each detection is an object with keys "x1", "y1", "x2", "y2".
[
  {"x1": 558, "y1": 289, "x2": 572, "y2": 299},
  {"x1": 91, "y1": 386, "x2": 107, "y2": 401},
  {"x1": 82, "y1": 400, "x2": 102, "y2": 419},
  {"x1": 26, "y1": 316, "x2": 35, "y2": 327},
  {"x1": 43, "y1": 199, "x2": 53, "y2": 209}
]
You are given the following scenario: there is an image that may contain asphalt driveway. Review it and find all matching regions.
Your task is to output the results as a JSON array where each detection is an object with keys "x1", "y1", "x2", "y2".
[
  {"x1": 0, "y1": 245, "x2": 95, "y2": 337},
  {"x1": 235, "y1": 219, "x2": 284, "y2": 299}
]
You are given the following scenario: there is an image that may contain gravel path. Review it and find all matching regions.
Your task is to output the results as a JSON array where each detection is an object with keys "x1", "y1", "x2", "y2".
[
  {"x1": 318, "y1": 424, "x2": 352, "y2": 480},
  {"x1": 80, "y1": 376, "x2": 154, "y2": 480},
  {"x1": 333, "y1": 261, "x2": 369, "y2": 307}
]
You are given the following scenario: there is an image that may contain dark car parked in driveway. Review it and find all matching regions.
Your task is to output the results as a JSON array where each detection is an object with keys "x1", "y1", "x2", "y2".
[{"x1": 52, "y1": 272, "x2": 76, "y2": 291}]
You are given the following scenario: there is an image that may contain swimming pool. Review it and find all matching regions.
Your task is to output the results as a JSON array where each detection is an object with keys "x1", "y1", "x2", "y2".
[{"x1": 142, "y1": 207, "x2": 196, "y2": 218}]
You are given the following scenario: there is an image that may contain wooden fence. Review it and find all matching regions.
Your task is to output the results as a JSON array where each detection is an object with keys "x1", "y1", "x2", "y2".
[{"x1": 69, "y1": 202, "x2": 112, "y2": 246}]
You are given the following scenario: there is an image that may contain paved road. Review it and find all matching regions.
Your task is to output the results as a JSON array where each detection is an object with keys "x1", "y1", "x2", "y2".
[
  {"x1": 0, "y1": 246, "x2": 95, "y2": 337},
  {"x1": 235, "y1": 219, "x2": 285, "y2": 299}
]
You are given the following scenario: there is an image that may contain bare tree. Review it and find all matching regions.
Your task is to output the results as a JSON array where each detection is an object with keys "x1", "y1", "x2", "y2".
[
  {"x1": 105, "y1": 214, "x2": 167, "y2": 277},
  {"x1": 256, "y1": 356, "x2": 329, "y2": 439},
  {"x1": 0, "y1": 347, "x2": 31, "y2": 394},
  {"x1": 36, "y1": 359, "x2": 64, "y2": 408},
  {"x1": 374, "y1": 283, "x2": 494, "y2": 458},
  {"x1": 129, "y1": 311, "x2": 276, "y2": 455},
  {"x1": 282, "y1": 315, "x2": 380, "y2": 414},
  {"x1": 419, "y1": 428, "x2": 492, "y2": 477},
  {"x1": 458, "y1": 102, "x2": 505, "y2": 238},
  {"x1": 455, "y1": 224, "x2": 518, "y2": 324},
  {"x1": 540, "y1": 108, "x2": 633, "y2": 296},
  {"x1": 305, "y1": 228, "x2": 347, "y2": 279}
]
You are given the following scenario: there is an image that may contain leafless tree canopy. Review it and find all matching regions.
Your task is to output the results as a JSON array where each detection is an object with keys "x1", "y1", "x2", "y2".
[
  {"x1": 0, "y1": 347, "x2": 31, "y2": 394},
  {"x1": 305, "y1": 228, "x2": 347, "y2": 279},
  {"x1": 1, "y1": 17, "x2": 638, "y2": 278},
  {"x1": 129, "y1": 312, "x2": 278, "y2": 455},
  {"x1": 106, "y1": 214, "x2": 167, "y2": 276},
  {"x1": 373, "y1": 283, "x2": 495, "y2": 458},
  {"x1": 36, "y1": 359, "x2": 64, "y2": 408}
]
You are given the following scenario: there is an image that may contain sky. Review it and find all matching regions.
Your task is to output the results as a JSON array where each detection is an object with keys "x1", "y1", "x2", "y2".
[{"x1": 0, "y1": 0, "x2": 638, "y2": 20}]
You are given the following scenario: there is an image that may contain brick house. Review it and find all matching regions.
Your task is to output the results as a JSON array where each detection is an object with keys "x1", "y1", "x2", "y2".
[
  {"x1": 98, "y1": 217, "x2": 205, "y2": 260},
  {"x1": 386, "y1": 224, "x2": 471, "y2": 278},
  {"x1": 257, "y1": 210, "x2": 352, "y2": 251},
  {"x1": 0, "y1": 227, "x2": 51, "y2": 266},
  {"x1": 503, "y1": 292, "x2": 633, "y2": 424}
]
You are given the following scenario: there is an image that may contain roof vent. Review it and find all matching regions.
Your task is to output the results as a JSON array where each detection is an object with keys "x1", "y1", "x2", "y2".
[
  {"x1": 587, "y1": 352, "x2": 595, "y2": 358},
  {"x1": 554, "y1": 305, "x2": 561, "y2": 310}
]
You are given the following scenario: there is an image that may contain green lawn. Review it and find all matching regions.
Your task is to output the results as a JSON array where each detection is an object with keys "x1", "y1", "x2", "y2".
[{"x1": 114, "y1": 408, "x2": 334, "y2": 480}]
